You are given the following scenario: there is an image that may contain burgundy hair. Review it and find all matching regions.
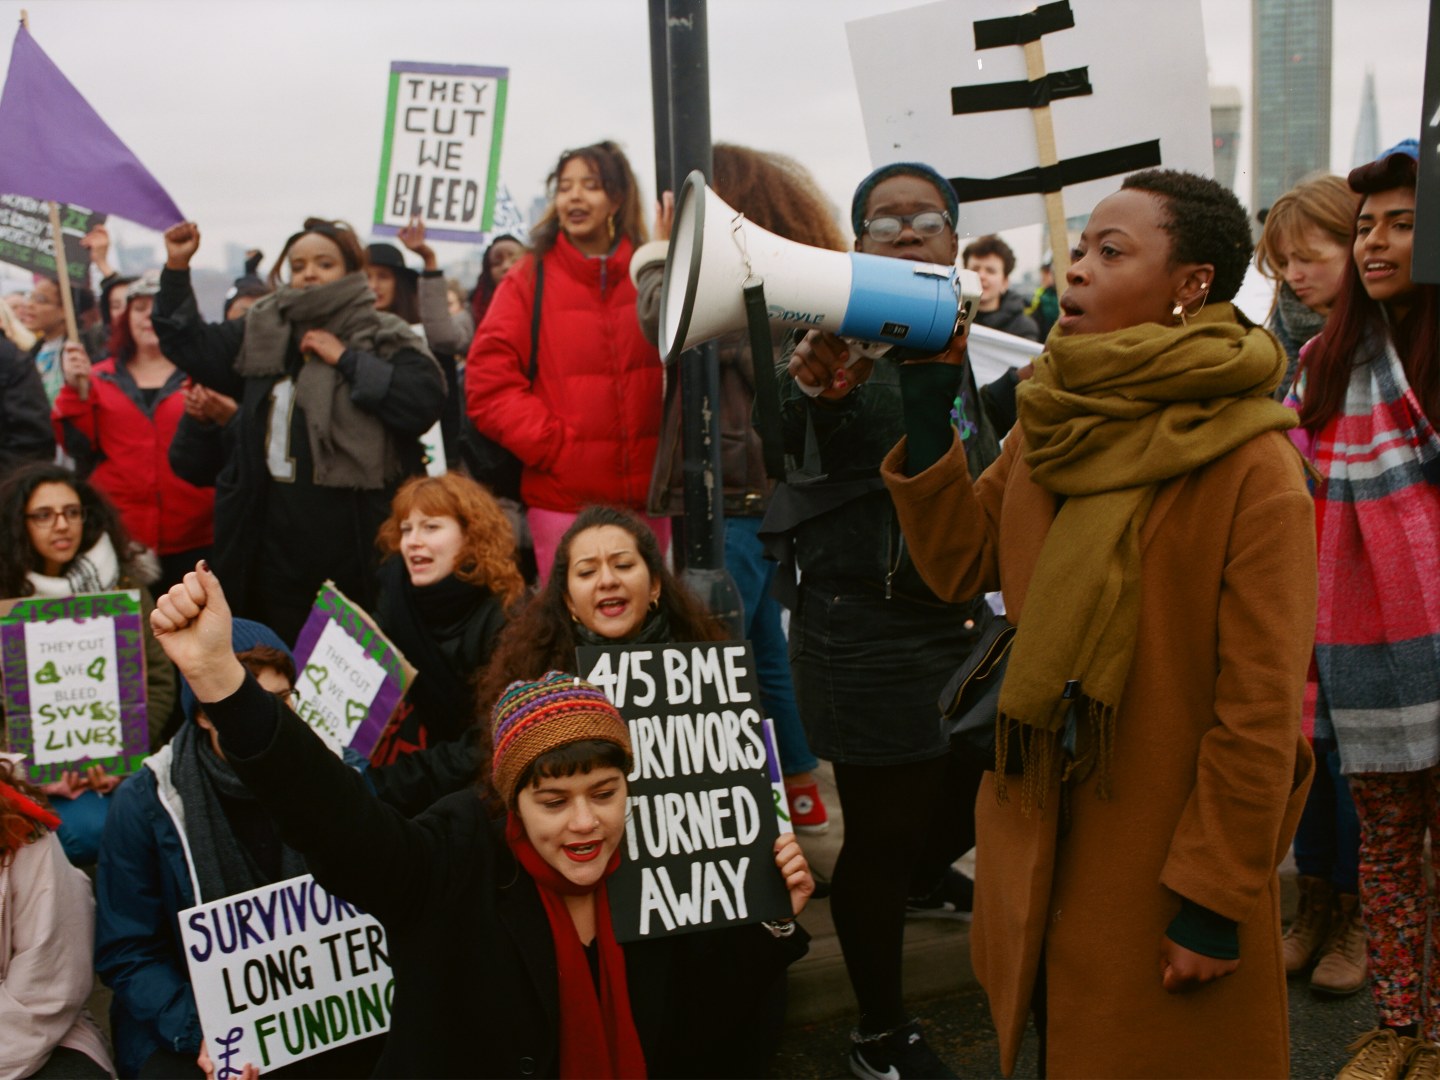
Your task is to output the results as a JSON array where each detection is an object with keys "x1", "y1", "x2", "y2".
[{"x1": 1299, "y1": 153, "x2": 1439, "y2": 433}]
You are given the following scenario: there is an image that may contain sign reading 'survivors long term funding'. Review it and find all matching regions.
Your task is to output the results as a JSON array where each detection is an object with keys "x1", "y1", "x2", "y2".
[
  {"x1": 576, "y1": 641, "x2": 794, "y2": 943},
  {"x1": 291, "y1": 583, "x2": 414, "y2": 759},
  {"x1": 373, "y1": 60, "x2": 509, "y2": 243},
  {"x1": 0, "y1": 590, "x2": 148, "y2": 783},
  {"x1": 180, "y1": 875, "x2": 392, "y2": 1074}
]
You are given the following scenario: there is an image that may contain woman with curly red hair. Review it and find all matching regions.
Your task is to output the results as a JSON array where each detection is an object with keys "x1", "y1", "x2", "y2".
[
  {"x1": 370, "y1": 472, "x2": 524, "y2": 767},
  {"x1": 0, "y1": 758, "x2": 114, "y2": 1077}
]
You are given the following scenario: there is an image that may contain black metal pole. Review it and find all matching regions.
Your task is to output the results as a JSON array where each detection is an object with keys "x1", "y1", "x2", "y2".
[
  {"x1": 647, "y1": 0, "x2": 673, "y2": 200},
  {"x1": 664, "y1": 0, "x2": 741, "y2": 633}
]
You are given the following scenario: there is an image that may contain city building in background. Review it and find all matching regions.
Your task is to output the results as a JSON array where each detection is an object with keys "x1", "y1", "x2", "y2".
[
  {"x1": 1211, "y1": 85, "x2": 1243, "y2": 194},
  {"x1": 1251, "y1": 0, "x2": 1333, "y2": 213},
  {"x1": 1353, "y1": 67, "x2": 1381, "y2": 167}
]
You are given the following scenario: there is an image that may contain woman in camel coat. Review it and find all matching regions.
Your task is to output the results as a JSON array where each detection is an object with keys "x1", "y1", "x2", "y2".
[{"x1": 858, "y1": 172, "x2": 1315, "y2": 1076}]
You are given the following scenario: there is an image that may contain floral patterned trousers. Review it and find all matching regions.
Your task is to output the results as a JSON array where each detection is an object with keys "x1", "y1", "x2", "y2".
[{"x1": 1350, "y1": 767, "x2": 1440, "y2": 1039}]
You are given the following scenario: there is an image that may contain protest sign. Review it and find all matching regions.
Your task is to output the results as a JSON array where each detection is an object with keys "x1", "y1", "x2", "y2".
[
  {"x1": 576, "y1": 641, "x2": 794, "y2": 942},
  {"x1": 291, "y1": 584, "x2": 415, "y2": 759},
  {"x1": 847, "y1": 0, "x2": 1212, "y2": 241},
  {"x1": 0, "y1": 591, "x2": 148, "y2": 783},
  {"x1": 373, "y1": 60, "x2": 509, "y2": 243},
  {"x1": 0, "y1": 195, "x2": 102, "y2": 287},
  {"x1": 180, "y1": 875, "x2": 392, "y2": 1074}
]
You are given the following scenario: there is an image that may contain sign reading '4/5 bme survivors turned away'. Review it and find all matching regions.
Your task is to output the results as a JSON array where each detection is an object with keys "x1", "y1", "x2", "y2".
[
  {"x1": 373, "y1": 60, "x2": 509, "y2": 243},
  {"x1": 576, "y1": 641, "x2": 794, "y2": 943},
  {"x1": 291, "y1": 584, "x2": 414, "y2": 760},
  {"x1": 0, "y1": 591, "x2": 149, "y2": 783}
]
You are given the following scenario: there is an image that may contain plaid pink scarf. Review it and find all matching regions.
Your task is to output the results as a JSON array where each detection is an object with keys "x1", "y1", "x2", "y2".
[{"x1": 1294, "y1": 325, "x2": 1440, "y2": 772}]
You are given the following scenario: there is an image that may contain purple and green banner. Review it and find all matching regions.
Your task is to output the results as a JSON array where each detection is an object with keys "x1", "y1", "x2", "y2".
[
  {"x1": 372, "y1": 60, "x2": 509, "y2": 244},
  {"x1": 0, "y1": 590, "x2": 149, "y2": 783},
  {"x1": 291, "y1": 583, "x2": 414, "y2": 759}
]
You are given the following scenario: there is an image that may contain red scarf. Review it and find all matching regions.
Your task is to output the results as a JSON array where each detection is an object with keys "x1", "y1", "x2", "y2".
[
  {"x1": 0, "y1": 779, "x2": 60, "y2": 853},
  {"x1": 505, "y1": 815, "x2": 647, "y2": 1079}
]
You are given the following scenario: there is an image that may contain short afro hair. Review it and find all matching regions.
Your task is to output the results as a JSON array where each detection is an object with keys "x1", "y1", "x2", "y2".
[{"x1": 1120, "y1": 169, "x2": 1253, "y2": 303}]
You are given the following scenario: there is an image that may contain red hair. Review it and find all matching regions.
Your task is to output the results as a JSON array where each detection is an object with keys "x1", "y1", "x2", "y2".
[
  {"x1": 0, "y1": 758, "x2": 56, "y2": 860},
  {"x1": 1299, "y1": 154, "x2": 1440, "y2": 433},
  {"x1": 376, "y1": 473, "x2": 525, "y2": 606}
]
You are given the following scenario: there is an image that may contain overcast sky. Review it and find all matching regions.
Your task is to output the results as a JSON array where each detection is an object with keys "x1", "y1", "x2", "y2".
[{"x1": 0, "y1": 0, "x2": 1429, "y2": 284}]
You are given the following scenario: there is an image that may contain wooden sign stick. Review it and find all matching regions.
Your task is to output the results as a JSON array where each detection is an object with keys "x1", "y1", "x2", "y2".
[
  {"x1": 1023, "y1": 39, "x2": 1071, "y2": 282},
  {"x1": 46, "y1": 200, "x2": 87, "y2": 401}
]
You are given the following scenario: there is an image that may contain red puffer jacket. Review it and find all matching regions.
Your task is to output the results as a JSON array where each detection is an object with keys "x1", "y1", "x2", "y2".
[
  {"x1": 466, "y1": 234, "x2": 661, "y2": 512},
  {"x1": 53, "y1": 359, "x2": 215, "y2": 554}
]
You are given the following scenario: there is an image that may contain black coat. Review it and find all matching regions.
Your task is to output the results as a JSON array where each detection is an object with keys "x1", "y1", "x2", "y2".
[
  {"x1": 209, "y1": 675, "x2": 807, "y2": 1079},
  {"x1": 152, "y1": 268, "x2": 445, "y2": 637},
  {"x1": 0, "y1": 337, "x2": 54, "y2": 478}
]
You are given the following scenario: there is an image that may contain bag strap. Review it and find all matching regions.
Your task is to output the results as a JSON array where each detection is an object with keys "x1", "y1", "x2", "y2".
[
  {"x1": 744, "y1": 281, "x2": 786, "y2": 480},
  {"x1": 527, "y1": 258, "x2": 544, "y2": 384}
]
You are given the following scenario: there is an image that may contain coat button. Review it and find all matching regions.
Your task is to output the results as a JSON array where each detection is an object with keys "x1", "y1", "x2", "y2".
[{"x1": 519, "y1": 1057, "x2": 536, "y2": 1076}]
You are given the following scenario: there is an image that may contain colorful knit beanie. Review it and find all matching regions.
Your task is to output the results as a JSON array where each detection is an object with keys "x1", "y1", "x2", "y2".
[{"x1": 491, "y1": 671, "x2": 631, "y2": 804}]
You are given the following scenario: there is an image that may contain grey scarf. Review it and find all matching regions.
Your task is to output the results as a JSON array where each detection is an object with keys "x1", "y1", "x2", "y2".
[
  {"x1": 170, "y1": 722, "x2": 307, "y2": 902},
  {"x1": 236, "y1": 272, "x2": 434, "y2": 489}
]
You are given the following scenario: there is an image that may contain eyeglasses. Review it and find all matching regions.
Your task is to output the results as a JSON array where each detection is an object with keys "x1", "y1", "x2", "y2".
[
  {"x1": 861, "y1": 210, "x2": 953, "y2": 243},
  {"x1": 271, "y1": 687, "x2": 299, "y2": 705},
  {"x1": 26, "y1": 505, "x2": 85, "y2": 528}
]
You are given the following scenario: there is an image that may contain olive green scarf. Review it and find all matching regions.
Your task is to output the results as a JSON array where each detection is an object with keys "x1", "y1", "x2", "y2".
[{"x1": 998, "y1": 303, "x2": 1295, "y2": 809}]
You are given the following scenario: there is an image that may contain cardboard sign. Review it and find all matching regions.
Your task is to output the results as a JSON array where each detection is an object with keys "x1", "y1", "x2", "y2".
[
  {"x1": 0, "y1": 591, "x2": 148, "y2": 782},
  {"x1": 373, "y1": 60, "x2": 509, "y2": 244},
  {"x1": 847, "y1": 0, "x2": 1212, "y2": 236},
  {"x1": 0, "y1": 195, "x2": 104, "y2": 287},
  {"x1": 291, "y1": 584, "x2": 415, "y2": 759},
  {"x1": 180, "y1": 875, "x2": 392, "y2": 1074},
  {"x1": 576, "y1": 642, "x2": 794, "y2": 942}
]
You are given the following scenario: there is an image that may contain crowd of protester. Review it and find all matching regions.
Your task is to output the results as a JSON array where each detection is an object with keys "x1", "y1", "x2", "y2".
[{"x1": 0, "y1": 131, "x2": 1434, "y2": 1080}]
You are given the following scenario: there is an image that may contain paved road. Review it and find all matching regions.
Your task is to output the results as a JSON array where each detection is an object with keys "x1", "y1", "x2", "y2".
[{"x1": 772, "y1": 971, "x2": 1375, "y2": 1078}]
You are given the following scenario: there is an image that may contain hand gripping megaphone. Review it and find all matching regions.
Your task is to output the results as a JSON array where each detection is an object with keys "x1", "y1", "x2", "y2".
[{"x1": 659, "y1": 170, "x2": 981, "y2": 369}]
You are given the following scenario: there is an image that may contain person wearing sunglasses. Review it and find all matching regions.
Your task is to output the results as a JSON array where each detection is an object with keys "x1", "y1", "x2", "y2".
[
  {"x1": 0, "y1": 462, "x2": 178, "y2": 865},
  {"x1": 94, "y1": 618, "x2": 386, "y2": 1079},
  {"x1": 767, "y1": 161, "x2": 1012, "y2": 1079}
]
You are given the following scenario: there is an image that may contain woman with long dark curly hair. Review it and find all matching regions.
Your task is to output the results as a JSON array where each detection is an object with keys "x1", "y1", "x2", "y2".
[
  {"x1": 473, "y1": 504, "x2": 722, "y2": 729},
  {"x1": 370, "y1": 472, "x2": 525, "y2": 766},
  {"x1": 0, "y1": 758, "x2": 113, "y2": 1077},
  {"x1": 1289, "y1": 141, "x2": 1440, "y2": 1080},
  {"x1": 0, "y1": 463, "x2": 176, "y2": 865}
]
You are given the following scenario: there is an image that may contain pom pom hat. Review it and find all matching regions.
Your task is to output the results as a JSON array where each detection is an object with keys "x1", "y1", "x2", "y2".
[{"x1": 491, "y1": 671, "x2": 631, "y2": 804}]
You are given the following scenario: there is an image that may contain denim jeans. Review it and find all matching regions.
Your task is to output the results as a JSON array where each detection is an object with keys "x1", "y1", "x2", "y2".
[
  {"x1": 725, "y1": 516, "x2": 818, "y2": 776},
  {"x1": 1293, "y1": 737, "x2": 1361, "y2": 894}
]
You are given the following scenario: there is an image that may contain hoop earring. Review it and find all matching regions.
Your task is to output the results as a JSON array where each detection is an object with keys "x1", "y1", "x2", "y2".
[{"x1": 649, "y1": 598, "x2": 660, "y2": 613}]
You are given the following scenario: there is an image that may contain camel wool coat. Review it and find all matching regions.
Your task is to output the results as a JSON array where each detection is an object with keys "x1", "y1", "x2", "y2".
[{"x1": 882, "y1": 428, "x2": 1316, "y2": 1078}]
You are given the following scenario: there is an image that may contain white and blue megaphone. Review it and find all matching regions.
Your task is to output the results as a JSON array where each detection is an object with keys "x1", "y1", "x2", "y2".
[{"x1": 660, "y1": 170, "x2": 980, "y2": 381}]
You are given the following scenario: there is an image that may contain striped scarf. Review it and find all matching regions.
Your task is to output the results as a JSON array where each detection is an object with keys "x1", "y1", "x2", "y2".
[{"x1": 1305, "y1": 324, "x2": 1440, "y2": 773}]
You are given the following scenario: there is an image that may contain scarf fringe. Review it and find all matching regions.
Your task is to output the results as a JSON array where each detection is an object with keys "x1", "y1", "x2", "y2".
[{"x1": 993, "y1": 697, "x2": 1118, "y2": 814}]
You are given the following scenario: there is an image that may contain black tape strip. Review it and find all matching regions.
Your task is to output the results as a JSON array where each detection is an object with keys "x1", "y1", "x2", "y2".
[
  {"x1": 951, "y1": 67, "x2": 1091, "y2": 115},
  {"x1": 974, "y1": 0, "x2": 1074, "y2": 50},
  {"x1": 948, "y1": 139, "x2": 1163, "y2": 202}
]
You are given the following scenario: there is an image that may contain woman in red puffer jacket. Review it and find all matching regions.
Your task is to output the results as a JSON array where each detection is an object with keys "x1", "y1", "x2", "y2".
[
  {"x1": 466, "y1": 140, "x2": 665, "y2": 581},
  {"x1": 53, "y1": 274, "x2": 213, "y2": 594}
]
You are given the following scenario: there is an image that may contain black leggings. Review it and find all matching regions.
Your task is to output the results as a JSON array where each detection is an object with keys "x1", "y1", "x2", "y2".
[{"x1": 830, "y1": 753, "x2": 980, "y2": 1034}]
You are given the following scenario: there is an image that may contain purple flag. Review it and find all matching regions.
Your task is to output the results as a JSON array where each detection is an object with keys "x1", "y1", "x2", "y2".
[{"x1": 0, "y1": 25, "x2": 183, "y2": 231}]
